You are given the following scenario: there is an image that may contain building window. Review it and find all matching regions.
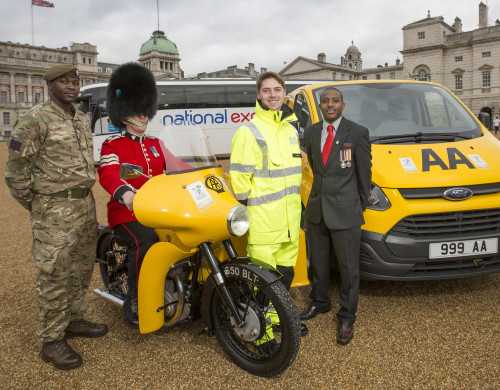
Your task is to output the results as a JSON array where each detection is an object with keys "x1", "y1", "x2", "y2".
[
  {"x1": 0, "y1": 91, "x2": 8, "y2": 102},
  {"x1": 375, "y1": 74, "x2": 381, "y2": 80},
  {"x1": 15, "y1": 74, "x2": 27, "y2": 84},
  {"x1": 106, "y1": 68, "x2": 112, "y2": 74},
  {"x1": 482, "y1": 71, "x2": 491, "y2": 87},
  {"x1": 418, "y1": 69, "x2": 428, "y2": 81},
  {"x1": 34, "y1": 92, "x2": 42, "y2": 103},
  {"x1": 418, "y1": 31, "x2": 425, "y2": 40},
  {"x1": 82, "y1": 57, "x2": 86, "y2": 64},
  {"x1": 32, "y1": 75, "x2": 42, "y2": 85},
  {"x1": 88, "y1": 58, "x2": 92, "y2": 64},
  {"x1": 17, "y1": 91, "x2": 25, "y2": 103},
  {"x1": 455, "y1": 56, "x2": 463, "y2": 62},
  {"x1": 390, "y1": 72, "x2": 395, "y2": 79},
  {"x1": 3, "y1": 112, "x2": 10, "y2": 125},
  {"x1": 482, "y1": 52, "x2": 491, "y2": 58},
  {"x1": 160, "y1": 61, "x2": 164, "y2": 69},
  {"x1": 455, "y1": 75, "x2": 463, "y2": 90},
  {"x1": 97, "y1": 67, "x2": 102, "y2": 73},
  {"x1": 362, "y1": 76, "x2": 367, "y2": 80},
  {"x1": 170, "y1": 63, "x2": 173, "y2": 71}
]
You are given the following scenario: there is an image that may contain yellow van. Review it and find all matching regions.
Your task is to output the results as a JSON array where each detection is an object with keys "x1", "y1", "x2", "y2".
[{"x1": 286, "y1": 80, "x2": 500, "y2": 280}]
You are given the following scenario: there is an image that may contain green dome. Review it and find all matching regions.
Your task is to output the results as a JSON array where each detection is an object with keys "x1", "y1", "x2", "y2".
[{"x1": 140, "y1": 30, "x2": 178, "y2": 55}]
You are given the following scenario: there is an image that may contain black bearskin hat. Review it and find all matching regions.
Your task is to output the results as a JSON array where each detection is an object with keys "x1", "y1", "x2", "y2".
[{"x1": 106, "y1": 62, "x2": 158, "y2": 129}]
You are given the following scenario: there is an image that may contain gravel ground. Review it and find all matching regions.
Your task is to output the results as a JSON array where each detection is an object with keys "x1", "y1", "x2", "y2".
[{"x1": 0, "y1": 142, "x2": 499, "y2": 390}]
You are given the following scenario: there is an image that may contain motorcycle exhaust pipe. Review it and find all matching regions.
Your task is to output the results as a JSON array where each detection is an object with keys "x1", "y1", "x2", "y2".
[
  {"x1": 164, "y1": 275, "x2": 185, "y2": 327},
  {"x1": 94, "y1": 288, "x2": 124, "y2": 306}
]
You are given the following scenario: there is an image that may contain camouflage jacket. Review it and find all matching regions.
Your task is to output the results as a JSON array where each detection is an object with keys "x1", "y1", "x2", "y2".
[{"x1": 4, "y1": 100, "x2": 96, "y2": 210}]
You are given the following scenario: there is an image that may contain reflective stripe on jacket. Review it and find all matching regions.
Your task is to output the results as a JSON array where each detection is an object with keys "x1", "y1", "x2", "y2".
[{"x1": 230, "y1": 101, "x2": 301, "y2": 245}]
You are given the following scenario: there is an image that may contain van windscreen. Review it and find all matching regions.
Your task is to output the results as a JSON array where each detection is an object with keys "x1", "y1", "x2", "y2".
[{"x1": 312, "y1": 83, "x2": 481, "y2": 143}]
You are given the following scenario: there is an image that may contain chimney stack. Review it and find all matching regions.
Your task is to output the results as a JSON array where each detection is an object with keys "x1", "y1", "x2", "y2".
[
  {"x1": 317, "y1": 53, "x2": 326, "y2": 63},
  {"x1": 479, "y1": 2, "x2": 488, "y2": 28}
]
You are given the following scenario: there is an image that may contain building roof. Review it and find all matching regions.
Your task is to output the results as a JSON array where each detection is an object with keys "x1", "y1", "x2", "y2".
[{"x1": 140, "y1": 30, "x2": 178, "y2": 55}]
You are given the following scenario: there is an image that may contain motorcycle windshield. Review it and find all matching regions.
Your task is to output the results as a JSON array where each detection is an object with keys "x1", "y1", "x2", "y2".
[{"x1": 157, "y1": 121, "x2": 219, "y2": 173}]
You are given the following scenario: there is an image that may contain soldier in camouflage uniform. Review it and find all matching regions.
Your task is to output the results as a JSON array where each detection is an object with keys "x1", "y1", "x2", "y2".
[{"x1": 4, "y1": 64, "x2": 108, "y2": 370}]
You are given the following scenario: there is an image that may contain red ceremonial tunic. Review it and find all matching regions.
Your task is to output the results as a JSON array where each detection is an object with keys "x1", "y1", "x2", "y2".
[{"x1": 98, "y1": 132, "x2": 166, "y2": 228}]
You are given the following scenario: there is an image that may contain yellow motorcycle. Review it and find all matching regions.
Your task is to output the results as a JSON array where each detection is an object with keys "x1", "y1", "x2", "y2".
[{"x1": 95, "y1": 122, "x2": 301, "y2": 377}]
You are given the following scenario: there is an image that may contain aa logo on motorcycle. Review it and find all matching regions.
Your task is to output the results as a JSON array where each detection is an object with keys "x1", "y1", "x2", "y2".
[{"x1": 205, "y1": 175, "x2": 225, "y2": 193}]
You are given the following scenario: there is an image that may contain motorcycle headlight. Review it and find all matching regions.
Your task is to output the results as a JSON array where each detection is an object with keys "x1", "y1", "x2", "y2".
[
  {"x1": 367, "y1": 183, "x2": 391, "y2": 211},
  {"x1": 227, "y1": 205, "x2": 250, "y2": 236}
]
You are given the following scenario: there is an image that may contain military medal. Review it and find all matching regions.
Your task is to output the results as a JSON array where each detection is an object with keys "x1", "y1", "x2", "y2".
[
  {"x1": 150, "y1": 146, "x2": 160, "y2": 158},
  {"x1": 340, "y1": 150, "x2": 346, "y2": 168},
  {"x1": 346, "y1": 148, "x2": 352, "y2": 167}
]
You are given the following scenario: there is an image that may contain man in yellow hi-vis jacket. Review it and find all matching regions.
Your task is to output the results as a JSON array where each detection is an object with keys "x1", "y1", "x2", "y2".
[{"x1": 230, "y1": 72, "x2": 308, "y2": 350}]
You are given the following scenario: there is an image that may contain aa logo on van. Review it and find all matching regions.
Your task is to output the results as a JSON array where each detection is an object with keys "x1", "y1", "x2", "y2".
[
  {"x1": 421, "y1": 148, "x2": 490, "y2": 171},
  {"x1": 205, "y1": 175, "x2": 225, "y2": 193}
]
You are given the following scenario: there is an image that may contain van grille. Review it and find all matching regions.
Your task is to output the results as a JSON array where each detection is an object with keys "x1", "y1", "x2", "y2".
[{"x1": 390, "y1": 208, "x2": 500, "y2": 238}]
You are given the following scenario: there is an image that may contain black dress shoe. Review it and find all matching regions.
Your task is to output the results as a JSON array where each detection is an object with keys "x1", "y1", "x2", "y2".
[
  {"x1": 274, "y1": 322, "x2": 309, "y2": 337},
  {"x1": 65, "y1": 319, "x2": 108, "y2": 339},
  {"x1": 337, "y1": 321, "x2": 354, "y2": 345},
  {"x1": 299, "y1": 303, "x2": 331, "y2": 321}
]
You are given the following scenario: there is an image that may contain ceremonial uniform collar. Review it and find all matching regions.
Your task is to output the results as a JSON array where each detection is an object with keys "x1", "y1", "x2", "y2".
[{"x1": 124, "y1": 131, "x2": 146, "y2": 143}]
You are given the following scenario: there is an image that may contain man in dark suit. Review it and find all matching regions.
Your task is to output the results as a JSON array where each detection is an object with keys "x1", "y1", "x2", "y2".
[{"x1": 299, "y1": 87, "x2": 372, "y2": 345}]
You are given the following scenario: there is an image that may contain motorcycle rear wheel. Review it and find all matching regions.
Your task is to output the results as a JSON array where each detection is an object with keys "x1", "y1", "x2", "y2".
[
  {"x1": 209, "y1": 277, "x2": 301, "y2": 377},
  {"x1": 97, "y1": 232, "x2": 128, "y2": 300}
]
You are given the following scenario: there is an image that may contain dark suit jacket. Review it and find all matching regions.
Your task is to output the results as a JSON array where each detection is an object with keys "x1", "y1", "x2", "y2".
[{"x1": 303, "y1": 118, "x2": 372, "y2": 230}]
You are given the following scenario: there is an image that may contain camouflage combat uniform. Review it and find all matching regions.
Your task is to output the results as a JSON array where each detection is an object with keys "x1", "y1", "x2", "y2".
[{"x1": 4, "y1": 99, "x2": 97, "y2": 343}]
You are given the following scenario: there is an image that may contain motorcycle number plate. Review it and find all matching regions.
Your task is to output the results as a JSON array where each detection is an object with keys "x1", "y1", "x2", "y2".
[{"x1": 224, "y1": 265, "x2": 260, "y2": 284}]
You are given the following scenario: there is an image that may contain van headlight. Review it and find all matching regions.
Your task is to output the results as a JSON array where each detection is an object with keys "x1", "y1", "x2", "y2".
[
  {"x1": 367, "y1": 183, "x2": 391, "y2": 211},
  {"x1": 227, "y1": 205, "x2": 250, "y2": 236}
]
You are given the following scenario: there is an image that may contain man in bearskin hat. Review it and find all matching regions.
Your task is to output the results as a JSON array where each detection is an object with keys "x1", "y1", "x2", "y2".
[{"x1": 98, "y1": 62, "x2": 165, "y2": 329}]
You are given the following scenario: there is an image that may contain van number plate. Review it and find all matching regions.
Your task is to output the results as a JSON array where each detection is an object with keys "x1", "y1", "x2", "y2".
[{"x1": 429, "y1": 238, "x2": 498, "y2": 259}]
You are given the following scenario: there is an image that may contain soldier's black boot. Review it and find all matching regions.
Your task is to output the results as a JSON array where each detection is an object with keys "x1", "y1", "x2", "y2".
[{"x1": 123, "y1": 288, "x2": 139, "y2": 330}]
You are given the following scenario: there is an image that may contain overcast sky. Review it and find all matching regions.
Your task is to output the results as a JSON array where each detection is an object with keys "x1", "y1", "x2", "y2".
[{"x1": 2, "y1": 0, "x2": 498, "y2": 77}]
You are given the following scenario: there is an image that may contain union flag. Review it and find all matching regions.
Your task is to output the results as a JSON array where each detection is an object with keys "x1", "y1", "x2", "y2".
[{"x1": 32, "y1": 0, "x2": 55, "y2": 8}]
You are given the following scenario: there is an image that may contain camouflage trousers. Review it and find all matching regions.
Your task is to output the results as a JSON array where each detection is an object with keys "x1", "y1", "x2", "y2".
[{"x1": 30, "y1": 192, "x2": 97, "y2": 342}]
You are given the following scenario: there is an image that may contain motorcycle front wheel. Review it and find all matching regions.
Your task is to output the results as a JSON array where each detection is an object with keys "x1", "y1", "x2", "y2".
[{"x1": 209, "y1": 277, "x2": 301, "y2": 377}]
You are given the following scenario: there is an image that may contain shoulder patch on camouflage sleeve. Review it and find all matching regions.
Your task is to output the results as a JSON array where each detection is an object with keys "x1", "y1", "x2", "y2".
[{"x1": 9, "y1": 139, "x2": 22, "y2": 152}]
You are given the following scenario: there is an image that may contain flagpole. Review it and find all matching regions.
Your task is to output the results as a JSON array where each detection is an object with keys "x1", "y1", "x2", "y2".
[{"x1": 31, "y1": 2, "x2": 35, "y2": 46}]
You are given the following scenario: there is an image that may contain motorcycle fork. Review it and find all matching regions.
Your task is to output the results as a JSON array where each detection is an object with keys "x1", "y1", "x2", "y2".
[{"x1": 200, "y1": 241, "x2": 244, "y2": 326}]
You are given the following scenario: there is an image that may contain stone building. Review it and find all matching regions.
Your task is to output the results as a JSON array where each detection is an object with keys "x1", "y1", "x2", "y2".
[
  {"x1": 0, "y1": 41, "x2": 117, "y2": 138},
  {"x1": 280, "y1": 2, "x2": 500, "y2": 119},
  {"x1": 280, "y1": 44, "x2": 405, "y2": 82},
  {"x1": 196, "y1": 63, "x2": 267, "y2": 79},
  {"x1": 401, "y1": 3, "x2": 500, "y2": 119},
  {"x1": 138, "y1": 30, "x2": 183, "y2": 79},
  {"x1": 0, "y1": 29, "x2": 182, "y2": 139}
]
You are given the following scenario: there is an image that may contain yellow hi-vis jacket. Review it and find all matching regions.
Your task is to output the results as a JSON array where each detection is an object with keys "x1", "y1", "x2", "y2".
[{"x1": 230, "y1": 101, "x2": 301, "y2": 246}]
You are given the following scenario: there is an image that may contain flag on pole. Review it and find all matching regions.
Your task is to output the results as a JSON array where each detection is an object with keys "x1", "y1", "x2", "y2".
[{"x1": 32, "y1": 0, "x2": 55, "y2": 8}]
